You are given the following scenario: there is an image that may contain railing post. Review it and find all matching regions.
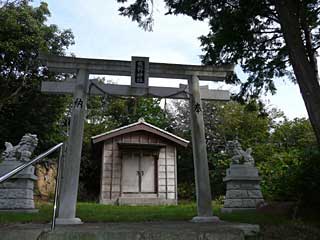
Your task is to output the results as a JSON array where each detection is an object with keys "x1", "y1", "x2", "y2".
[{"x1": 51, "y1": 144, "x2": 64, "y2": 231}]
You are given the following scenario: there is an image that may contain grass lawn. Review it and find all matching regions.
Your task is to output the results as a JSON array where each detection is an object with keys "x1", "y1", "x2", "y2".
[
  {"x1": 1, "y1": 202, "x2": 320, "y2": 239},
  {"x1": 0, "y1": 201, "x2": 289, "y2": 224}
]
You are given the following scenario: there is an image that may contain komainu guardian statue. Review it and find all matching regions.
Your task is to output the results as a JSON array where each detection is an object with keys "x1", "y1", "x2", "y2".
[
  {"x1": 1, "y1": 133, "x2": 38, "y2": 162},
  {"x1": 222, "y1": 140, "x2": 264, "y2": 212},
  {"x1": 226, "y1": 140, "x2": 255, "y2": 166},
  {"x1": 0, "y1": 134, "x2": 38, "y2": 210}
]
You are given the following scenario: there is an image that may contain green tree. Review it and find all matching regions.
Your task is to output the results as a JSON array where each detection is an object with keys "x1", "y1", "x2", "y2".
[
  {"x1": 271, "y1": 118, "x2": 317, "y2": 151},
  {"x1": 116, "y1": 0, "x2": 320, "y2": 146},
  {"x1": 0, "y1": 1, "x2": 74, "y2": 151},
  {"x1": 104, "y1": 97, "x2": 171, "y2": 130},
  {"x1": 258, "y1": 118, "x2": 319, "y2": 204}
]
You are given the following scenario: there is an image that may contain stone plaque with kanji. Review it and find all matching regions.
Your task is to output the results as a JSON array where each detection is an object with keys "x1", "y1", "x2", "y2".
[{"x1": 131, "y1": 56, "x2": 149, "y2": 88}]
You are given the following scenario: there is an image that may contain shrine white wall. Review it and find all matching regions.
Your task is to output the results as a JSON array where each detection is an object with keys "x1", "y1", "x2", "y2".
[{"x1": 99, "y1": 131, "x2": 178, "y2": 205}]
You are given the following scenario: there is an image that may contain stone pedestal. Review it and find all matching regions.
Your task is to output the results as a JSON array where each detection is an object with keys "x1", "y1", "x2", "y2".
[
  {"x1": 0, "y1": 160, "x2": 37, "y2": 210},
  {"x1": 222, "y1": 164, "x2": 264, "y2": 213}
]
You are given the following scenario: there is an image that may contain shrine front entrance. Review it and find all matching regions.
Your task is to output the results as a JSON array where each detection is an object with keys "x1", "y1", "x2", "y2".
[
  {"x1": 92, "y1": 119, "x2": 187, "y2": 205},
  {"x1": 122, "y1": 151, "x2": 156, "y2": 194}
]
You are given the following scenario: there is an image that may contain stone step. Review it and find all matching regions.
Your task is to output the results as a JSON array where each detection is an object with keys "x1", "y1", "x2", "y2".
[
  {"x1": 0, "y1": 222, "x2": 260, "y2": 240},
  {"x1": 121, "y1": 193, "x2": 158, "y2": 198},
  {"x1": 118, "y1": 197, "x2": 176, "y2": 205}
]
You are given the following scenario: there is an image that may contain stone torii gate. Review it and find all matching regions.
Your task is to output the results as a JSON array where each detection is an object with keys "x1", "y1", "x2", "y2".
[{"x1": 39, "y1": 54, "x2": 234, "y2": 224}]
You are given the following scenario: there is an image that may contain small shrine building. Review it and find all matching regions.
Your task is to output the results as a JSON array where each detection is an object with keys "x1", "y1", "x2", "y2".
[{"x1": 92, "y1": 118, "x2": 189, "y2": 205}]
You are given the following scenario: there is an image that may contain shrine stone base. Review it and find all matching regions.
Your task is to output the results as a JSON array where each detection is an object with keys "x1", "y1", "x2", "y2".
[
  {"x1": 191, "y1": 216, "x2": 220, "y2": 223},
  {"x1": 55, "y1": 218, "x2": 83, "y2": 225},
  {"x1": 0, "y1": 160, "x2": 37, "y2": 211},
  {"x1": 222, "y1": 164, "x2": 264, "y2": 213},
  {"x1": 0, "y1": 222, "x2": 261, "y2": 240}
]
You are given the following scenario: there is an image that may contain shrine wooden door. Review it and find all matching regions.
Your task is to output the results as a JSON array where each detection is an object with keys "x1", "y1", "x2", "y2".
[
  {"x1": 140, "y1": 153, "x2": 155, "y2": 193},
  {"x1": 122, "y1": 152, "x2": 139, "y2": 193},
  {"x1": 122, "y1": 152, "x2": 156, "y2": 193}
]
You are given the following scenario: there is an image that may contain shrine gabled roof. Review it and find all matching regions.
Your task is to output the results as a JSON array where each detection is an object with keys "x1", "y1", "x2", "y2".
[{"x1": 91, "y1": 118, "x2": 189, "y2": 147}]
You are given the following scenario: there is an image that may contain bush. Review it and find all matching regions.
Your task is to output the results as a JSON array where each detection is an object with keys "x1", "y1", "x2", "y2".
[
  {"x1": 258, "y1": 150, "x2": 302, "y2": 201},
  {"x1": 208, "y1": 152, "x2": 230, "y2": 199},
  {"x1": 177, "y1": 182, "x2": 195, "y2": 201},
  {"x1": 295, "y1": 148, "x2": 320, "y2": 206},
  {"x1": 258, "y1": 147, "x2": 320, "y2": 207}
]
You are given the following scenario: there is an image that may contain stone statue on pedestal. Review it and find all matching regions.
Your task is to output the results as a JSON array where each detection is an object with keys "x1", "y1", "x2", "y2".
[
  {"x1": 222, "y1": 140, "x2": 264, "y2": 213},
  {"x1": 0, "y1": 134, "x2": 38, "y2": 211},
  {"x1": 1, "y1": 133, "x2": 38, "y2": 162}
]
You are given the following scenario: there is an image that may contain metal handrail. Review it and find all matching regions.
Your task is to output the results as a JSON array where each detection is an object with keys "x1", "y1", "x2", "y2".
[
  {"x1": 0, "y1": 143, "x2": 63, "y2": 183},
  {"x1": 0, "y1": 142, "x2": 64, "y2": 231},
  {"x1": 51, "y1": 145, "x2": 64, "y2": 231}
]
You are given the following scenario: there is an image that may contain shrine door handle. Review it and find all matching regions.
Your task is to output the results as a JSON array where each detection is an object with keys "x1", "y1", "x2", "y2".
[{"x1": 136, "y1": 171, "x2": 144, "y2": 176}]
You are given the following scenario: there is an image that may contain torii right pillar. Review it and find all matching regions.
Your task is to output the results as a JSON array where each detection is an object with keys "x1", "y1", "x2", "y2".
[{"x1": 189, "y1": 74, "x2": 220, "y2": 222}]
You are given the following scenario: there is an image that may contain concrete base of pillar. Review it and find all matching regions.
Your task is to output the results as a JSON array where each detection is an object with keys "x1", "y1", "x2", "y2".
[
  {"x1": 191, "y1": 216, "x2": 220, "y2": 223},
  {"x1": 55, "y1": 217, "x2": 83, "y2": 225}
]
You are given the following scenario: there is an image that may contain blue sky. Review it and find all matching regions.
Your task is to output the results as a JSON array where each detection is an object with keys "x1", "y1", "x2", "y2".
[{"x1": 34, "y1": 0, "x2": 308, "y2": 119}]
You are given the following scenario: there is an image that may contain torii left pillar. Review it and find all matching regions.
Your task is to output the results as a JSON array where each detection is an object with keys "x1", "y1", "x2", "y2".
[{"x1": 56, "y1": 69, "x2": 89, "y2": 224}]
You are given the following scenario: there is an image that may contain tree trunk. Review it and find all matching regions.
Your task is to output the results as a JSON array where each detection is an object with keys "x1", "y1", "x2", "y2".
[{"x1": 275, "y1": 0, "x2": 320, "y2": 146}]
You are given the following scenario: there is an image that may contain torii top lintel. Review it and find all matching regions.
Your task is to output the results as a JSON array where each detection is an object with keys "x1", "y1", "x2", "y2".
[{"x1": 39, "y1": 54, "x2": 234, "y2": 81}]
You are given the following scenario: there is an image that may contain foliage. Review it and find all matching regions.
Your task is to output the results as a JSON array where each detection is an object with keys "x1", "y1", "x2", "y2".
[
  {"x1": 207, "y1": 100, "x2": 271, "y2": 150},
  {"x1": 177, "y1": 182, "x2": 195, "y2": 201},
  {"x1": 256, "y1": 117, "x2": 319, "y2": 206},
  {"x1": 170, "y1": 100, "x2": 272, "y2": 199},
  {"x1": 105, "y1": 97, "x2": 171, "y2": 130},
  {"x1": 116, "y1": 0, "x2": 318, "y2": 92},
  {"x1": 0, "y1": 0, "x2": 74, "y2": 152},
  {"x1": 271, "y1": 118, "x2": 317, "y2": 151},
  {"x1": 78, "y1": 120, "x2": 105, "y2": 201},
  {"x1": 258, "y1": 147, "x2": 320, "y2": 209},
  {"x1": 116, "y1": 0, "x2": 320, "y2": 146},
  {"x1": 208, "y1": 152, "x2": 230, "y2": 199},
  {"x1": 170, "y1": 99, "x2": 319, "y2": 207},
  {"x1": 258, "y1": 150, "x2": 303, "y2": 201},
  {"x1": 296, "y1": 149, "x2": 320, "y2": 206}
]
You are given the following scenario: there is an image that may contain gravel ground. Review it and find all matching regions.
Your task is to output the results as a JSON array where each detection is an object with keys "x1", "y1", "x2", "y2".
[{"x1": 261, "y1": 223, "x2": 320, "y2": 240}]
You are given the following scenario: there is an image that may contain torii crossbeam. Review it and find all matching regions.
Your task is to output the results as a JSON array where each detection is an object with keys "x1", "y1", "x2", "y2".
[
  {"x1": 39, "y1": 54, "x2": 234, "y2": 224},
  {"x1": 40, "y1": 54, "x2": 232, "y2": 101}
]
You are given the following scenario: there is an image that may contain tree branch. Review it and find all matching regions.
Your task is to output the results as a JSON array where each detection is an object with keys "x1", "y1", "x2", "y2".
[
  {"x1": 255, "y1": 34, "x2": 283, "y2": 46},
  {"x1": 252, "y1": 30, "x2": 281, "y2": 34},
  {"x1": 300, "y1": 2, "x2": 318, "y2": 70},
  {"x1": 0, "y1": 0, "x2": 20, "y2": 9}
]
